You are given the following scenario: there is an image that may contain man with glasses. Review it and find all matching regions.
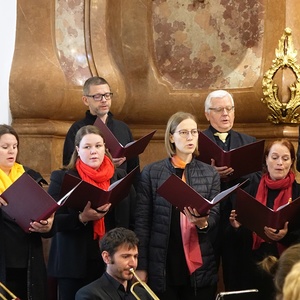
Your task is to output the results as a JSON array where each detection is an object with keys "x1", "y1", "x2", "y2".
[
  {"x1": 202, "y1": 90, "x2": 258, "y2": 291},
  {"x1": 63, "y1": 76, "x2": 139, "y2": 176}
]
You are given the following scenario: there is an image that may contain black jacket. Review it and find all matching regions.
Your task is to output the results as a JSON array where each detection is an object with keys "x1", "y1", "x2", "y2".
[
  {"x1": 0, "y1": 167, "x2": 49, "y2": 300},
  {"x1": 47, "y1": 168, "x2": 136, "y2": 278},
  {"x1": 135, "y1": 157, "x2": 220, "y2": 293}
]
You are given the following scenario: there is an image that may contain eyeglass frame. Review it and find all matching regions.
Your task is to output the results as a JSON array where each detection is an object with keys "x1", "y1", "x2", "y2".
[
  {"x1": 85, "y1": 92, "x2": 113, "y2": 101},
  {"x1": 173, "y1": 129, "x2": 199, "y2": 138},
  {"x1": 208, "y1": 106, "x2": 234, "y2": 113}
]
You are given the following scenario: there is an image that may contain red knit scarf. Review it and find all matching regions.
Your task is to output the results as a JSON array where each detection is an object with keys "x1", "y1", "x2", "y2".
[
  {"x1": 171, "y1": 155, "x2": 203, "y2": 274},
  {"x1": 252, "y1": 171, "x2": 295, "y2": 251},
  {"x1": 76, "y1": 156, "x2": 114, "y2": 240}
]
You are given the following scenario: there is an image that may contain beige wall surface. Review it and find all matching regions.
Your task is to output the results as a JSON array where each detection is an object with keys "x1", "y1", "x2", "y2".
[{"x1": 9, "y1": 0, "x2": 300, "y2": 179}]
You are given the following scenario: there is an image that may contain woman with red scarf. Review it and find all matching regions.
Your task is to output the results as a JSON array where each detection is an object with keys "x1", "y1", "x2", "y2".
[
  {"x1": 229, "y1": 139, "x2": 300, "y2": 300},
  {"x1": 47, "y1": 125, "x2": 135, "y2": 300}
]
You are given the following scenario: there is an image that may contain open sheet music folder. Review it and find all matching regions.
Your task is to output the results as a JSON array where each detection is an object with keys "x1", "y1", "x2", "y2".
[
  {"x1": 1, "y1": 173, "x2": 61, "y2": 232},
  {"x1": 59, "y1": 166, "x2": 138, "y2": 211},
  {"x1": 94, "y1": 117, "x2": 156, "y2": 159},
  {"x1": 157, "y1": 173, "x2": 244, "y2": 215},
  {"x1": 235, "y1": 188, "x2": 300, "y2": 242},
  {"x1": 197, "y1": 132, "x2": 265, "y2": 181},
  {"x1": 1, "y1": 167, "x2": 138, "y2": 232}
]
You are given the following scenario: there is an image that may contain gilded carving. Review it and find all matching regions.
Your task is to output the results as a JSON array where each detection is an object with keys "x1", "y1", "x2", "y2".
[{"x1": 261, "y1": 28, "x2": 300, "y2": 124}]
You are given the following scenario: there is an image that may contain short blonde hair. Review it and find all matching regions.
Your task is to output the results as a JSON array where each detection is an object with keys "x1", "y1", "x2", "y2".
[{"x1": 282, "y1": 261, "x2": 300, "y2": 300}]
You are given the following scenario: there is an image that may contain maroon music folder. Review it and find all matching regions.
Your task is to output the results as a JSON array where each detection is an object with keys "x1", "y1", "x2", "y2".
[
  {"x1": 94, "y1": 117, "x2": 156, "y2": 159},
  {"x1": 59, "y1": 166, "x2": 138, "y2": 211},
  {"x1": 235, "y1": 188, "x2": 300, "y2": 242},
  {"x1": 156, "y1": 174, "x2": 242, "y2": 215},
  {"x1": 197, "y1": 132, "x2": 264, "y2": 181},
  {"x1": 1, "y1": 173, "x2": 60, "y2": 233}
]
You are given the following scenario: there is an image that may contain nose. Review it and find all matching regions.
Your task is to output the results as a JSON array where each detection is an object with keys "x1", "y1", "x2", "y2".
[
  {"x1": 221, "y1": 108, "x2": 229, "y2": 115},
  {"x1": 277, "y1": 158, "x2": 283, "y2": 165},
  {"x1": 90, "y1": 147, "x2": 96, "y2": 154},
  {"x1": 8, "y1": 146, "x2": 15, "y2": 153},
  {"x1": 128, "y1": 256, "x2": 138, "y2": 268},
  {"x1": 186, "y1": 131, "x2": 193, "y2": 140}
]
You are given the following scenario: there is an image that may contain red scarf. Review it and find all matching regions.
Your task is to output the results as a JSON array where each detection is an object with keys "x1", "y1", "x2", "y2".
[
  {"x1": 171, "y1": 155, "x2": 203, "y2": 274},
  {"x1": 76, "y1": 156, "x2": 114, "y2": 240},
  {"x1": 252, "y1": 171, "x2": 295, "y2": 252}
]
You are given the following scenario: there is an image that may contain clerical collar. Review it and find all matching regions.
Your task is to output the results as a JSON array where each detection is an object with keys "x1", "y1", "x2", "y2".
[{"x1": 209, "y1": 125, "x2": 231, "y2": 136}]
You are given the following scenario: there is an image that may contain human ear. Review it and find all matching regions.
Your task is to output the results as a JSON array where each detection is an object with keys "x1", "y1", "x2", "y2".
[{"x1": 102, "y1": 251, "x2": 111, "y2": 264}]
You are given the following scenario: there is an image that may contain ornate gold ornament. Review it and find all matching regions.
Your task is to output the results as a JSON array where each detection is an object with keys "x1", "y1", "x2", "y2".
[{"x1": 261, "y1": 28, "x2": 300, "y2": 124}]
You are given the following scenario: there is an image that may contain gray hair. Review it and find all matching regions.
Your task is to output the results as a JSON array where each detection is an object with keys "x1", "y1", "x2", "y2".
[{"x1": 204, "y1": 90, "x2": 234, "y2": 113}]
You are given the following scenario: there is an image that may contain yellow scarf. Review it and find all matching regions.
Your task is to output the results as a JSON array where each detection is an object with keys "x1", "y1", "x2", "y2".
[{"x1": 0, "y1": 163, "x2": 25, "y2": 194}]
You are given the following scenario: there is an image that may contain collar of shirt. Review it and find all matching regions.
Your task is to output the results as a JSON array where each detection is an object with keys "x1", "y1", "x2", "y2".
[{"x1": 104, "y1": 272, "x2": 134, "y2": 300}]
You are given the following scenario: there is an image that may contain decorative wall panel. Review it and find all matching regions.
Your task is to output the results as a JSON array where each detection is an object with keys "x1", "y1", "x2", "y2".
[{"x1": 9, "y1": 0, "x2": 300, "y2": 179}]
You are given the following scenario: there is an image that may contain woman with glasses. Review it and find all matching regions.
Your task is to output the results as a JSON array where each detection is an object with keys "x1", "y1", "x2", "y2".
[{"x1": 134, "y1": 112, "x2": 220, "y2": 300}]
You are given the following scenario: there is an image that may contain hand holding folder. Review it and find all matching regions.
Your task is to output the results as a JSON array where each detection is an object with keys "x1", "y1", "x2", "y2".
[
  {"x1": 197, "y1": 132, "x2": 265, "y2": 181},
  {"x1": 157, "y1": 174, "x2": 242, "y2": 215},
  {"x1": 59, "y1": 166, "x2": 138, "y2": 211},
  {"x1": 1, "y1": 174, "x2": 61, "y2": 233},
  {"x1": 94, "y1": 117, "x2": 156, "y2": 159},
  {"x1": 235, "y1": 188, "x2": 300, "y2": 242},
  {"x1": 0, "y1": 167, "x2": 138, "y2": 232}
]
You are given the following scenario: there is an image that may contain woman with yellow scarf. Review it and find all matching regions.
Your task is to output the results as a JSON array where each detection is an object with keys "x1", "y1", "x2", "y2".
[{"x1": 0, "y1": 124, "x2": 53, "y2": 299}]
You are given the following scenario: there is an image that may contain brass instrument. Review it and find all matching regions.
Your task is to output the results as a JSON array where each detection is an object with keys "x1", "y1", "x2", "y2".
[
  {"x1": 0, "y1": 282, "x2": 20, "y2": 300},
  {"x1": 129, "y1": 268, "x2": 160, "y2": 300}
]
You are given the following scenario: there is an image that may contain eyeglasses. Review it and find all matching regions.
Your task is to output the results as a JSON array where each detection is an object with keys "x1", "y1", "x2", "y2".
[
  {"x1": 85, "y1": 92, "x2": 113, "y2": 101},
  {"x1": 173, "y1": 129, "x2": 199, "y2": 138},
  {"x1": 209, "y1": 106, "x2": 234, "y2": 113}
]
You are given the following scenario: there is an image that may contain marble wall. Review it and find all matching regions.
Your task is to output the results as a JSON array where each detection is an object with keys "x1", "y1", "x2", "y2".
[{"x1": 9, "y1": 0, "x2": 300, "y2": 180}]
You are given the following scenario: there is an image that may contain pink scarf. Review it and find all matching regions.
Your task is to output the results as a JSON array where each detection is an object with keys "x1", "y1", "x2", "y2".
[{"x1": 171, "y1": 155, "x2": 203, "y2": 274}]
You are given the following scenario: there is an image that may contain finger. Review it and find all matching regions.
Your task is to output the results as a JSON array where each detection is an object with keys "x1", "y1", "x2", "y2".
[
  {"x1": 0, "y1": 197, "x2": 8, "y2": 206},
  {"x1": 40, "y1": 219, "x2": 49, "y2": 225},
  {"x1": 84, "y1": 201, "x2": 92, "y2": 210},
  {"x1": 95, "y1": 209, "x2": 109, "y2": 214}
]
